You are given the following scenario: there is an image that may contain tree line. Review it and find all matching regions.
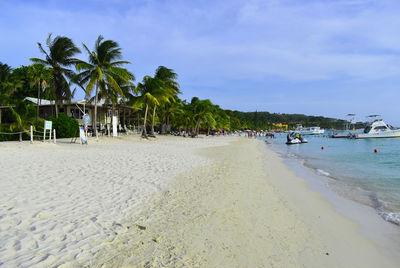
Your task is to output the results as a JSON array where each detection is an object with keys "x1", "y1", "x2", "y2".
[{"x1": 0, "y1": 34, "x2": 351, "y2": 140}]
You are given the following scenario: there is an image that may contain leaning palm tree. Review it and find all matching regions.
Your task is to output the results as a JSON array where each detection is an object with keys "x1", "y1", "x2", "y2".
[
  {"x1": 30, "y1": 34, "x2": 81, "y2": 117},
  {"x1": 75, "y1": 35, "x2": 134, "y2": 138},
  {"x1": 9, "y1": 103, "x2": 37, "y2": 142}
]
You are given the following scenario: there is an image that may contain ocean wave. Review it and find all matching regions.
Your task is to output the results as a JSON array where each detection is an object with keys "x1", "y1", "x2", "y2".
[{"x1": 316, "y1": 169, "x2": 330, "y2": 177}]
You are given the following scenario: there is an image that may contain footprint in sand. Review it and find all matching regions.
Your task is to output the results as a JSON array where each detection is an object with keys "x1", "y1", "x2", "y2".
[{"x1": 13, "y1": 240, "x2": 21, "y2": 251}]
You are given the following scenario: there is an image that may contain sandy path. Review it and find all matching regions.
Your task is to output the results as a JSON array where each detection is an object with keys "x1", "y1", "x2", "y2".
[{"x1": 90, "y1": 138, "x2": 397, "y2": 267}]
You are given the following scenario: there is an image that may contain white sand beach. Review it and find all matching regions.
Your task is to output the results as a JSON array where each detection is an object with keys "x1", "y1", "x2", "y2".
[{"x1": 0, "y1": 136, "x2": 398, "y2": 267}]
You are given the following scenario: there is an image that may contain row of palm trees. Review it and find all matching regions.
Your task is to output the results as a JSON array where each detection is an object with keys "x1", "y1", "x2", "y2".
[{"x1": 1, "y1": 34, "x2": 232, "y2": 138}]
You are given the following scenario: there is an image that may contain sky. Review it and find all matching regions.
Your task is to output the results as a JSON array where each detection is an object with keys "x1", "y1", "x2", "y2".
[{"x1": 1, "y1": 0, "x2": 400, "y2": 124}]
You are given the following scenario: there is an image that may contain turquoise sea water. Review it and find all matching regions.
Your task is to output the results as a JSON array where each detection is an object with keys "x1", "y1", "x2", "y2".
[{"x1": 267, "y1": 133, "x2": 400, "y2": 225}]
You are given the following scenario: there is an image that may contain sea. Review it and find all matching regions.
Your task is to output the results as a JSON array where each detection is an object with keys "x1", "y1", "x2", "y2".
[{"x1": 266, "y1": 133, "x2": 400, "y2": 226}]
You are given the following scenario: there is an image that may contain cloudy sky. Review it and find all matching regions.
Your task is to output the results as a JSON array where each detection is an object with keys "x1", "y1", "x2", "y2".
[{"x1": 1, "y1": 0, "x2": 400, "y2": 124}]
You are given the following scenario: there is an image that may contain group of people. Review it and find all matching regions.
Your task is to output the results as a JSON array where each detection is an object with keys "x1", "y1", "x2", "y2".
[{"x1": 247, "y1": 131, "x2": 275, "y2": 138}]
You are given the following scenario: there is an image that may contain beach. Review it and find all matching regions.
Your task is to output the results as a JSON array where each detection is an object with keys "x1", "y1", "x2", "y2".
[{"x1": 0, "y1": 136, "x2": 398, "y2": 267}]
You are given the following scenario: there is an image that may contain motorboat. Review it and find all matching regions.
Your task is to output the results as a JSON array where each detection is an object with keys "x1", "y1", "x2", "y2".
[
  {"x1": 295, "y1": 124, "x2": 324, "y2": 135},
  {"x1": 332, "y1": 129, "x2": 363, "y2": 138},
  {"x1": 332, "y1": 114, "x2": 357, "y2": 138},
  {"x1": 355, "y1": 119, "x2": 400, "y2": 139},
  {"x1": 332, "y1": 131, "x2": 352, "y2": 138}
]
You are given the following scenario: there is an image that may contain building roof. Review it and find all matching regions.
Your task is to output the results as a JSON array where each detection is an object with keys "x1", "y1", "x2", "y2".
[{"x1": 25, "y1": 97, "x2": 114, "y2": 107}]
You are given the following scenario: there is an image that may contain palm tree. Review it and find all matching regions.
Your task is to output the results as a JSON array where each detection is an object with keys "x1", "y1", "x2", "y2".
[
  {"x1": 0, "y1": 62, "x2": 13, "y2": 95},
  {"x1": 75, "y1": 35, "x2": 133, "y2": 138},
  {"x1": 28, "y1": 64, "x2": 52, "y2": 126},
  {"x1": 30, "y1": 34, "x2": 81, "y2": 118},
  {"x1": 0, "y1": 63, "x2": 23, "y2": 106},
  {"x1": 106, "y1": 75, "x2": 136, "y2": 134},
  {"x1": 164, "y1": 98, "x2": 184, "y2": 134},
  {"x1": 190, "y1": 98, "x2": 214, "y2": 137},
  {"x1": 9, "y1": 102, "x2": 36, "y2": 142},
  {"x1": 153, "y1": 66, "x2": 180, "y2": 135},
  {"x1": 136, "y1": 76, "x2": 164, "y2": 138}
]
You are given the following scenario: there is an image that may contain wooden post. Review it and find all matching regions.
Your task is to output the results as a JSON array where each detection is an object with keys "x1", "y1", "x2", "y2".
[
  {"x1": 49, "y1": 127, "x2": 52, "y2": 141},
  {"x1": 30, "y1": 125, "x2": 33, "y2": 143},
  {"x1": 53, "y1": 129, "x2": 56, "y2": 144},
  {"x1": 43, "y1": 128, "x2": 46, "y2": 141}
]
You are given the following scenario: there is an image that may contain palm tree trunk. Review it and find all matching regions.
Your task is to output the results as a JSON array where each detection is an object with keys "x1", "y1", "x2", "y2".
[
  {"x1": 150, "y1": 105, "x2": 156, "y2": 137},
  {"x1": 196, "y1": 120, "x2": 201, "y2": 136},
  {"x1": 54, "y1": 78, "x2": 61, "y2": 118},
  {"x1": 192, "y1": 118, "x2": 200, "y2": 138},
  {"x1": 36, "y1": 80, "x2": 40, "y2": 127},
  {"x1": 112, "y1": 103, "x2": 115, "y2": 137},
  {"x1": 164, "y1": 112, "x2": 171, "y2": 135},
  {"x1": 142, "y1": 101, "x2": 149, "y2": 138},
  {"x1": 54, "y1": 98, "x2": 59, "y2": 118},
  {"x1": 94, "y1": 82, "x2": 99, "y2": 138},
  {"x1": 19, "y1": 132, "x2": 22, "y2": 142}
]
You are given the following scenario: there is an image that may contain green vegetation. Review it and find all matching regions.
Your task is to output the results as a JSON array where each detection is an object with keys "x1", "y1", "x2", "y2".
[
  {"x1": 49, "y1": 113, "x2": 79, "y2": 138},
  {"x1": 224, "y1": 111, "x2": 349, "y2": 131},
  {"x1": 0, "y1": 33, "x2": 352, "y2": 142}
]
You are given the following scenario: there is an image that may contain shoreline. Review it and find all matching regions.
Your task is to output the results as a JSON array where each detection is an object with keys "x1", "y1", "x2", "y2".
[
  {"x1": 266, "y1": 136, "x2": 400, "y2": 259},
  {"x1": 0, "y1": 136, "x2": 398, "y2": 267},
  {"x1": 264, "y1": 144, "x2": 400, "y2": 264},
  {"x1": 269, "y1": 135, "x2": 400, "y2": 226}
]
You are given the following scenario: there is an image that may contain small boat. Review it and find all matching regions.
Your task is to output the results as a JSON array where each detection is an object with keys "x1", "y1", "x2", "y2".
[
  {"x1": 295, "y1": 124, "x2": 324, "y2": 135},
  {"x1": 355, "y1": 119, "x2": 400, "y2": 139},
  {"x1": 332, "y1": 131, "x2": 352, "y2": 138},
  {"x1": 332, "y1": 114, "x2": 357, "y2": 138}
]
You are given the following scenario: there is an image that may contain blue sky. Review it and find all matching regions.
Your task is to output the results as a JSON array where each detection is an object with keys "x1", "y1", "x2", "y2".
[{"x1": 1, "y1": 0, "x2": 400, "y2": 124}]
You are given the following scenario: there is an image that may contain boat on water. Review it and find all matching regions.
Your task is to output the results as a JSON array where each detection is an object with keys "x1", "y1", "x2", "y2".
[
  {"x1": 332, "y1": 114, "x2": 356, "y2": 138},
  {"x1": 286, "y1": 132, "x2": 308, "y2": 145},
  {"x1": 295, "y1": 124, "x2": 324, "y2": 135},
  {"x1": 332, "y1": 129, "x2": 363, "y2": 138},
  {"x1": 355, "y1": 119, "x2": 400, "y2": 139}
]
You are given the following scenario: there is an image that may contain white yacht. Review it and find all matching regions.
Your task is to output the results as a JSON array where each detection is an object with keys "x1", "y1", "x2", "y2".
[
  {"x1": 355, "y1": 119, "x2": 400, "y2": 139},
  {"x1": 296, "y1": 125, "x2": 325, "y2": 135}
]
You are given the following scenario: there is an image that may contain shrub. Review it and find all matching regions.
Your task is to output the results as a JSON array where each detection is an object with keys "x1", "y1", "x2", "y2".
[{"x1": 49, "y1": 113, "x2": 79, "y2": 138}]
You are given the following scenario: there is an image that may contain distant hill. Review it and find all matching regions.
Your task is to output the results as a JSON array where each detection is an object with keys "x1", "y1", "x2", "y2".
[{"x1": 224, "y1": 110, "x2": 361, "y2": 130}]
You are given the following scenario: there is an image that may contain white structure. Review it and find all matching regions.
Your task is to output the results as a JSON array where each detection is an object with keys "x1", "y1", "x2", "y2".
[{"x1": 295, "y1": 125, "x2": 325, "y2": 135}]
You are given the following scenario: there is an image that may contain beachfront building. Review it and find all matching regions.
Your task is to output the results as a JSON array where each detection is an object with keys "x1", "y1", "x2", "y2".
[
  {"x1": 271, "y1": 123, "x2": 289, "y2": 131},
  {"x1": 0, "y1": 97, "x2": 137, "y2": 134}
]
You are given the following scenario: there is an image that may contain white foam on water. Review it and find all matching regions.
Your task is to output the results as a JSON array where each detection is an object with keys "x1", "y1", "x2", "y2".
[
  {"x1": 379, "y1": 211, "x2": 400, "y2": 225},
  {"x1": 316, "y1": 168, "x2": 330, "y2": 177}
]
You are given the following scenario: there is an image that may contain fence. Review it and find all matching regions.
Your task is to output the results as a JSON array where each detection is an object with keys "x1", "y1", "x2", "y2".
[{"x1": 0, "y1": 126, "x2": 56, "y2": 143}]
